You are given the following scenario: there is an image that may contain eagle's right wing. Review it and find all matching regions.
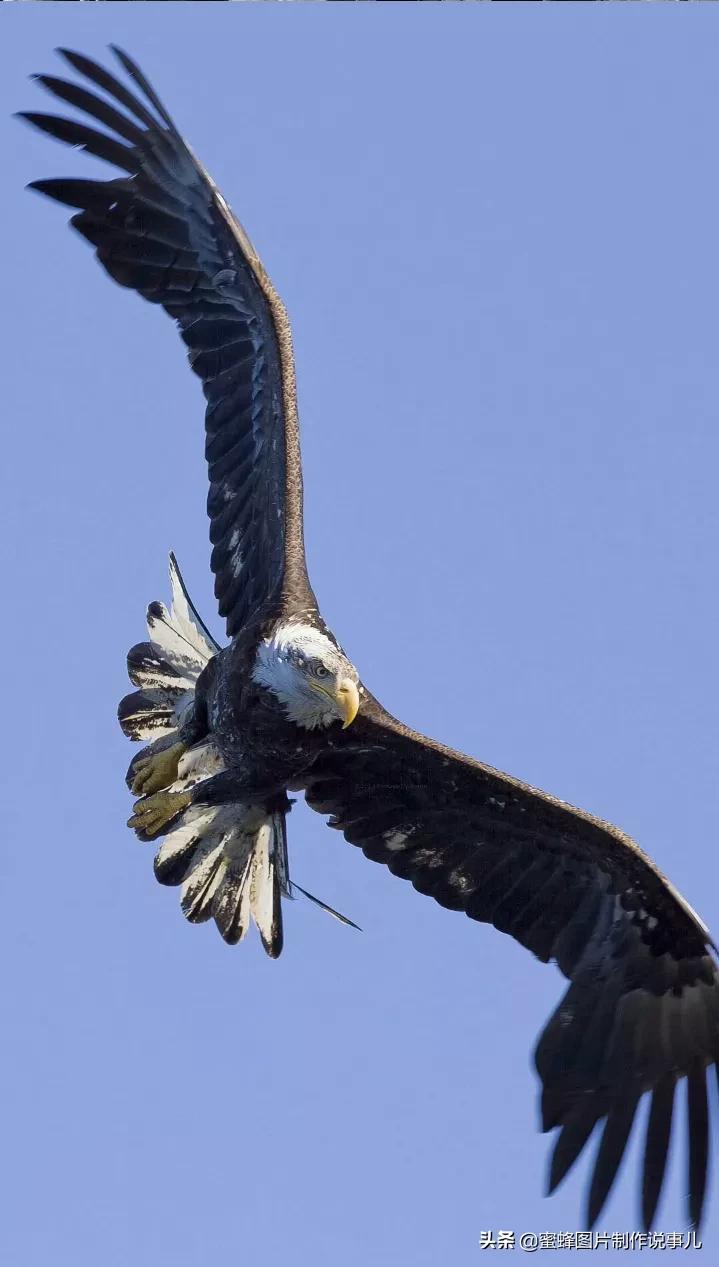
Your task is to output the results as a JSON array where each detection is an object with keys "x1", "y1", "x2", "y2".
[{"x1": 21, "y1": 47, "x2": 316, "y2": 637}]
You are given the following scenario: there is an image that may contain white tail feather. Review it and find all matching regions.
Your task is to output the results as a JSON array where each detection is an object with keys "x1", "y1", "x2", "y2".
[
  {"x1": 162, "y1": 803, "x2": 285, "y2": 954},
  {"x1": 120, "y1": 557, "x2": 217, "y2": 743},
  {"x1": 168, "y1": 553, "x2": 219, "y2": 662}
]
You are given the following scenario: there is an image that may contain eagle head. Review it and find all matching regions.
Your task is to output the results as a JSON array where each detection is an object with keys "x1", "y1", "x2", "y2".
[{"x1": 252, "y1": 622, "x2": 360, "y2": 730}]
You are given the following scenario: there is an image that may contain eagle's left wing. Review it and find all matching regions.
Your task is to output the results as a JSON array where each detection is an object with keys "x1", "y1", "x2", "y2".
[{"x1": 304, "y1": 699, "x2": 719, "y2": 1231}]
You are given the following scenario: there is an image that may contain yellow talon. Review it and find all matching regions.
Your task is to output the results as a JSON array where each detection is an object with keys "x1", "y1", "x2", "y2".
[
  {"x1": 127, "y1": 789, "x2": 192, "y2": 837},
  {"x1": 131, "y1": 740, "x2": 187, "y2": 796}
]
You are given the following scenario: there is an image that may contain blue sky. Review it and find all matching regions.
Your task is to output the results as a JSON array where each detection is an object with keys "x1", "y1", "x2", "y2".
[{"x1": 3, "y1": 4, "x2": 719, "y2": 1264}]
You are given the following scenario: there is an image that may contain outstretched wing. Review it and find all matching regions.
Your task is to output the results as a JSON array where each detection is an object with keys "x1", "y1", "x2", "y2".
[
  {"x1": 21, "y1": 47, "x2": 315, "y2": 637},
  {"x1": 304, "y1": 698, "x2": 718, "y2": 1230}
]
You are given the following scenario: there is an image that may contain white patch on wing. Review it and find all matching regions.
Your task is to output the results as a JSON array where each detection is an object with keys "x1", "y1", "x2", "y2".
[
  {"x1": 383, "y1": 830, "x2": 410, "y2": 851},
  {"x1": 409, "y1": 847, "x2": 443, "y2": 869},
  {"x1": 448, "y1": 867, "x2": 473, "y2": 893}
]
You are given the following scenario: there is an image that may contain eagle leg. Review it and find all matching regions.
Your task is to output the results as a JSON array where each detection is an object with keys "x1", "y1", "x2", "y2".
[
  {"x1": 128, "y1": 789, "x2": 192, "y2": 838},
  {"x1": 131, "y1": 740, "x2": 187, "y2": 796}
]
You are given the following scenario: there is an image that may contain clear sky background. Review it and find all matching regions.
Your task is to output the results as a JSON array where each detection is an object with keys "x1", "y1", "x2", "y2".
[{"x1": 3, "y1": 4, "x2": 719, "y2": 1265}]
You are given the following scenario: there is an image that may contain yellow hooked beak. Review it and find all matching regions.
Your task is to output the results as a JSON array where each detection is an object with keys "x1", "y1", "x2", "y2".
[
  {"x1": 336, "y1": 678, "x2": 360, "y2": 728},
  {"x1": 337, "y1": 679, "x2": 360, "y2": 729},
  {"x1": 311, "y1": 676, "x2": 360, "y2": 728}
]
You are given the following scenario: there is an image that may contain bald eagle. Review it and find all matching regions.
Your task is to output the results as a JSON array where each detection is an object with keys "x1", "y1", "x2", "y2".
[{"x1": 22, "y1": 47, "x2": 719, "y2": 1233}]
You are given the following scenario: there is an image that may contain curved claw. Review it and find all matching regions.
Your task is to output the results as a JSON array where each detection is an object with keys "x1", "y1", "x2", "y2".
[
  {"x1": 127, "y1": 788, "x2": 191, "y2": 838},
  {"x1": 131, "y1": 740, "x2": 187, "y2": 796}
]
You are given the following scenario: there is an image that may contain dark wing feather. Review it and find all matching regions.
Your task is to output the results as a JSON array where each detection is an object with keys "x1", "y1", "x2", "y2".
[
  {"x1": 304, "y1": 699, "x2": 719, "y2": 1229},
  {"x1": 21, "y1": 47, "x2": 315, "y2": 637}
]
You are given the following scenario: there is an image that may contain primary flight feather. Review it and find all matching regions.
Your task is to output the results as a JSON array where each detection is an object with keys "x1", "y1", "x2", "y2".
[{"x1": 22, "y1": 45, "x2": 719, "y2": 1233}]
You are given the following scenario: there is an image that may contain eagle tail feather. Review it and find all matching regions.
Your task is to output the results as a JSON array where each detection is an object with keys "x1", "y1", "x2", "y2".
[
  {"x1": 155, "y1": 800, "x2": 286, "y2": 957},
  {"x1": 119, "y1": 556, "x2": 286, "y2": 956},
  {"x1": 119, "y1": 554, "x2": 217, "y2": 744}
]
